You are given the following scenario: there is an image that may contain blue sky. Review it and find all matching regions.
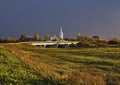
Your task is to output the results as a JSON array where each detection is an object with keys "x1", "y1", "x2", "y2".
[{"x1": 0, "y1": 0, "x2": 120, "y2": 38}]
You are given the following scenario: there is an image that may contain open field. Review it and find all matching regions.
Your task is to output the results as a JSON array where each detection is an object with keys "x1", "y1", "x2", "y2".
[{"x1": 0, "y1": 43, "x2": 120, "y2": 85}]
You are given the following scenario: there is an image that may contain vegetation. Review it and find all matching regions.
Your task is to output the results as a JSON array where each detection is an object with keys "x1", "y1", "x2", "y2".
[
  {"x1": 19, "y1": 34, "x2": 31, "y2": 42},
  {"x1": 0, "y1": 33, "x2": 120, "y2": 48},
  {"x1": 44, "y1": 34, "x2": 51, "y2": 41},
  {"x1": 34, "y1": 33, "x2": 40, "y2": 41},
  {"x1": 0, "y1": 44, "x2": 120, "y2": 85}
]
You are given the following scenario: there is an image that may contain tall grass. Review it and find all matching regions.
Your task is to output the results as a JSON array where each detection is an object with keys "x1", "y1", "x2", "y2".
[{"x1": 0, "y1": 43, "x2": 120, "y2": 85}]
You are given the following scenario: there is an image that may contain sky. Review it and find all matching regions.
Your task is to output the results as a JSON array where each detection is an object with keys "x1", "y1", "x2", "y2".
[{"x1": 0, "y1": 0, "x2": 120, "y2": 38}]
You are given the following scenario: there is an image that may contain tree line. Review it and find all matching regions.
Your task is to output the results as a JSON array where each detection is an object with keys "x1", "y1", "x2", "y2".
[
  {"x1": 0, "y1": 33, "x2": 120, "y2": 46},
  {"x1": 0, "y1": 33, "x2": 50, "y2": 43}
]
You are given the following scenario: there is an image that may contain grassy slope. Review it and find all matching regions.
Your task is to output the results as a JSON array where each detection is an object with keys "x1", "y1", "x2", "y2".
[
  {"x1": 0, "y1": 44, "x2": 120, "y2": 85},
  {"x1": 0, "y1": 47, "x2": 52, "y2": 85}
]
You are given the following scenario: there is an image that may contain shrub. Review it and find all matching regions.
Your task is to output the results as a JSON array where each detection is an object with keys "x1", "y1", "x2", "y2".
[
  {"x1": 76, "y1": 42, "x2": 82, "y2": 47},
  {"x1": 76, "y1": 41, "x2": 96, "y2": 47},
  {"x1": 108, "y1": 40, "x2": 118, "y2": 44},
  {"x1": 69, "y1": 43, "x2": 76, "y2": 47}
]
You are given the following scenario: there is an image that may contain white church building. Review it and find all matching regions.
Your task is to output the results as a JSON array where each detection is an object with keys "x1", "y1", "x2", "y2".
[
  {"x1": 49, "y1": 27, "x2": 64, "y2": 41},
  {"x1": 59, "y1": 27, "x2": 63, "y2": 40}
]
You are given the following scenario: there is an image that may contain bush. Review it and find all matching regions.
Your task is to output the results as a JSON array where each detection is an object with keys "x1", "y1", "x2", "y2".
[
  {"x1": 76, "y1": 42, "x2": 82, "y2": 47},
  {"x1": 69, "y1": 43, "x2": 76, "y2": 47},
  {"x1": 0, "y1": 37, "x2": 17, "y2": 43},
  {"x1": 98, "y1": 40, "x2": 108, "y2": 44},
  {"x1": 76, "y1": 41, "x2": 96, "y2": 47},
  {"x1": 108, "y1": 40, "x2": 118, "y2": 44}
]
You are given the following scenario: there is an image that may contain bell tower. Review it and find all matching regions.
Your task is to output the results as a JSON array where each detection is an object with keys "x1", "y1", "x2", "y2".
[{"x1": 59, "y1": 27, "x2": 63, "y2": 40}]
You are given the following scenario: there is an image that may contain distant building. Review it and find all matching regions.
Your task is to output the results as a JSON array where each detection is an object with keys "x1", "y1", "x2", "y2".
[
  {"x1": 47, "y1": 27, "x2": 64, "y2": 41},
  {"x1": 49, "y1": 35, "x2": 57, "y2": 41},
  {"x1": 59, "y1": 27, "x2": 64, "y2": 40}
]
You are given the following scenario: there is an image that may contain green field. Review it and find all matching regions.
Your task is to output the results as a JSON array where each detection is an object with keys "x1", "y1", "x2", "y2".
[{"x1": 0, "y1": 44, "x2": 120, "y2": 85}]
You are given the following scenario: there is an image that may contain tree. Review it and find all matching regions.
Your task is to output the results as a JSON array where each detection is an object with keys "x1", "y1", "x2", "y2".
[
  {"x1": 0, "y1": 37, "x2": 17, "y2": 43},
  {"x1": 77, "y1": 33, "x2": 81, "y2": 41},
  {"x1": 19, "y1": 34, "x2": 30, "y2": 42},
  {"x1": 44, "y1": 34, "x2": 51, "y2": 41},
  {"x1": 34, "y1": 33, "x2": 40, "y2": 41},
  {"x1": 65, "y1": 36, "x2": 72, "y2": 41},
  {"x1": 6, "y1": 37, "x2": 17, "y2": 43},
  {"x1": 0, "y1": 37, "x2": 5, "y2": 43},
  {"x1": 81, "y1": 36, "x2": 93, "y2": 41}
]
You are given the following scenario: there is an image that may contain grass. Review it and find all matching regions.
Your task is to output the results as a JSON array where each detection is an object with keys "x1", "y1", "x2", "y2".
[
  {"x1": 0, "y1": 43, "x2": 120, "y2": 85},
  {"x1": 0, "y1": 47, "x2": 55, "y2": 85}
]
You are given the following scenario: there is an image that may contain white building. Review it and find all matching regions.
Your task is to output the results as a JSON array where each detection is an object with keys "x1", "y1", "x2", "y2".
[
  {"x1": 47, "y1": 27, "x2": 64, "y2": 41},
  {"x1": 59, "y1": 27, "x2": 63, "y2": 40},
  {"x1": 49, "y1": 35, "x2": 57, "y2": 41}
]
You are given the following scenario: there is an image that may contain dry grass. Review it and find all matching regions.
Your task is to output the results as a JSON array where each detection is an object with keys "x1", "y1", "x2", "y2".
[
  {"x1": 67, "y1": 71, "x2": 105, "y2": 85},
  {"x1": 1, "y1": 43, "x2": 120, "y2": 85}
]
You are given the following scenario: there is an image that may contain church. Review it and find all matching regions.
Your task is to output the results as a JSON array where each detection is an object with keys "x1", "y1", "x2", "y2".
[
  {"x1": 49, "y1": 27, "x2": 64, "y2": 41},
  {"x1": 59, "y1": 27, "x2": 63, "y2": 40}
]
